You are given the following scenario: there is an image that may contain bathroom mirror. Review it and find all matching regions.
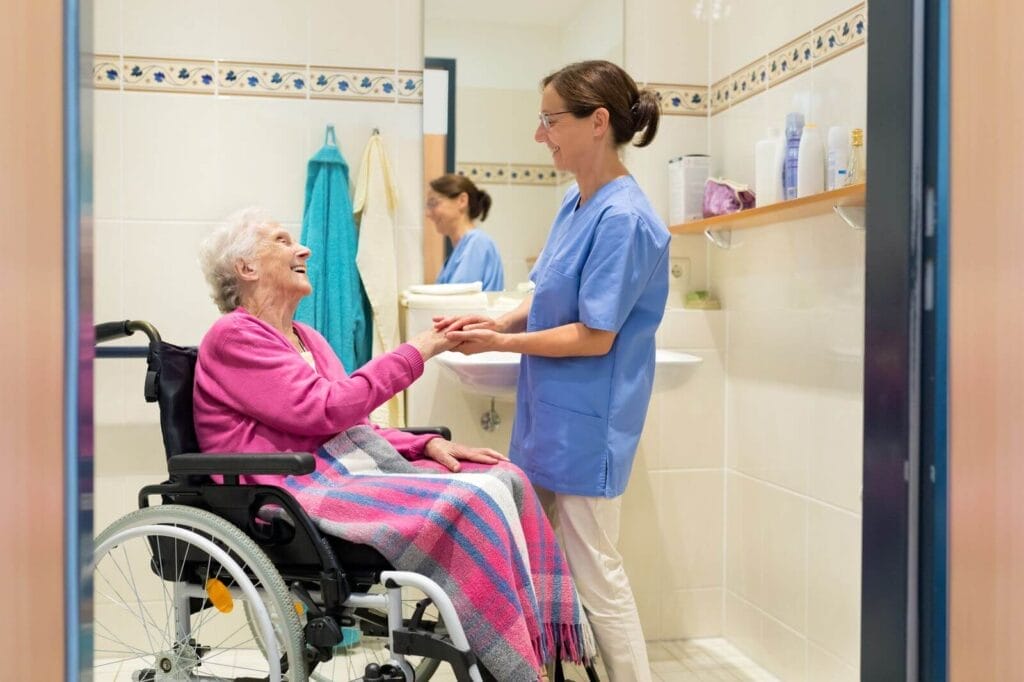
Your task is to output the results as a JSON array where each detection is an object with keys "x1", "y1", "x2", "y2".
[{"x1": 423, "y1": 0, "x2": 624, "y2": 286}]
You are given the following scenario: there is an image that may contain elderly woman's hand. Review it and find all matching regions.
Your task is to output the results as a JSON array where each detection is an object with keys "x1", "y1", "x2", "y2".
[
  {"x1": 423, "y1": 438, "x2": 508, "y2": 472},
  {"x1": 407, "y1": 327, "x2": 458, "y2": 361}
]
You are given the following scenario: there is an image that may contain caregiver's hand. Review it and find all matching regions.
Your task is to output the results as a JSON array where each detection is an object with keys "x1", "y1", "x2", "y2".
[
  {"x1": 424, "y1": 438, "x2": 508, "y2": 472},
  {"x1": 444, "y1": 328, "x2": 509, "y2": 355},
  {"x1": 432, "y1": 314, "x2": 502, "y2": 334}
]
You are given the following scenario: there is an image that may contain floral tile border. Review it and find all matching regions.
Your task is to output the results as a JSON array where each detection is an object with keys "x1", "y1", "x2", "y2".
[
  {"x1": 92, "y1": 55, "x2": 424, "y2": 103},
  {"x1": 218, "y1": 62, "x2": 308, "y2": 97},
  {"x1": 309, "y1": 67, "x2": 423, "y2": 102},
  {"x1": 669, "y1": 2, "x2": 866, "y2": 116},
  {"x1": 650, "y1": 84, "x2": 708, "y2": 117},
  {"x1": 456, "y1": 162, "x2": 565, "y2": 186},
  {"x1": 91, "y1": 3, "x2": 862, "y2": 112}
]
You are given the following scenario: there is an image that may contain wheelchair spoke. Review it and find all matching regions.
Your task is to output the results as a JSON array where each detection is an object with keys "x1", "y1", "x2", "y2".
[
  {"x1": 99, "y1": 542, "x2": 165, "y2": 654},
  {"x1": 95, "y1": 507, "x2": 307, "y2": 681}
]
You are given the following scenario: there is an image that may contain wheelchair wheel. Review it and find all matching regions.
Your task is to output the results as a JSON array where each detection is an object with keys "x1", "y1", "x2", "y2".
[{"x1": 93, "y1": 505, "x2": 307, "y2": 681}]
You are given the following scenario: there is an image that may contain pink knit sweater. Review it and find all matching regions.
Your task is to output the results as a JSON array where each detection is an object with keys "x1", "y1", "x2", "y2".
[{"x1": 193, "y1": 309, "x2": 436, "y2": 485}]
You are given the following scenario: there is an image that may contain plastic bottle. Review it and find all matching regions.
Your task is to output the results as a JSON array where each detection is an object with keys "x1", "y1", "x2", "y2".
[
  {"x1": 782, "y1": 112, "x2": 804, "y2": 200},
  {"x1": 754, "y1": 127, "x2": 782, "y2": 206},
  {"x1": 826, "y1": 126, "x2": 850, "y2": 191},
  {"x1": 796, "y1": 123, "x2": 824, "y2": 197},
  {"x1": 847, "y1": 128, "x2": 866, "y2": 185}
]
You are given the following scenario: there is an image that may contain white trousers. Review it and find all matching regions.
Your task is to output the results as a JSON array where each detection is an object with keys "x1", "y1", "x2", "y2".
[{"x1": 536, "y1": 487, "x2": 653, "y2": 682}]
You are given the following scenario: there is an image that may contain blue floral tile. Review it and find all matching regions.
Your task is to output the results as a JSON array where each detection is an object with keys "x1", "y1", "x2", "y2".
[
  {"x1": 651, "y1": 85, "x2": 708, "y2": 117},
  {"x1": 218, "y1": 63, "x2": 308, "y2": 97},
  {"x1": 310, "y1": 67, "x2": 422, "y2": 102},
  {"x1": 119, "y1": 57, "x2": 216, "y2": 93},
  {"x1": 93, "y1": 56, "x2": 122, "y2": 89},
  {"x1": 813, "y1": 4, "x2": 868, "y2": 62},
  {"x1": 457, "y1": 162, "x2": 561, "y2": 186}
]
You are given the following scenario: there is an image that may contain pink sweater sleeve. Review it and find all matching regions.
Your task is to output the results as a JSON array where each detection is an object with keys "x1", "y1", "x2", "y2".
[{"x1": 198, "y1": 313, "x2": 425, "y2": 438}]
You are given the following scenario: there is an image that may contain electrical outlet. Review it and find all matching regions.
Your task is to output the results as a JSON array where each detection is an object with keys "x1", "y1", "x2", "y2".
[
  {"x1": 668, "y1": 257, "x2": 691, "y2": 304},
  {"x1": 670, "y1": 257, "x2": 691, "y2": 283}
]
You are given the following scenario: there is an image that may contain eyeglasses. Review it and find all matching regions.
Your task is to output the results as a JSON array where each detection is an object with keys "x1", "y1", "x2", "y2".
[{"x1": 538, "y1": 110, "x2": 573, "y2": 130}]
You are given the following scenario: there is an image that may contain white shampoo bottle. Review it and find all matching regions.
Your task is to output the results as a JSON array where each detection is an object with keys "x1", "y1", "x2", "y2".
[
  {"x1": 796, "y1": 123, "x2": 824, "y2": 197},
  {"x1": 826, "y1": 125, "x2": 850, "y2": 190},
  {"x1": 754, "y1": 127, "x2": 783, "y2": 206}
]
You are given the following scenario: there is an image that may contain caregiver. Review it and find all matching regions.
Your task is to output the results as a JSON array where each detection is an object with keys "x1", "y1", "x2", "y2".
[{"x1": 438, "y1": 60, "x2": 669, "y2": 681}]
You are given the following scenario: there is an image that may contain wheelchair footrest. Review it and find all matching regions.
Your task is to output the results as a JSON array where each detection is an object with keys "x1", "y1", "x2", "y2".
[{"x1": 391, "y1": 627, "x2": 477, "y2": 679}]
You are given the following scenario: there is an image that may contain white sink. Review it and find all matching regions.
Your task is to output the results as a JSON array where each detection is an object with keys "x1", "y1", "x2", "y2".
[
  {"x1": 435, "y1": 349, "x2": 702, "y2": 398},
  {"x1": 435, "y1": 351, "x2": 522, "y2": 399}
]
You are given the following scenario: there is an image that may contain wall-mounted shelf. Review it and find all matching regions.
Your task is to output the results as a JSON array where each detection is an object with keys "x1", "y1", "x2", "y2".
[{"x1": 668, "y1": 183, "x2": 866, "y2": 235}]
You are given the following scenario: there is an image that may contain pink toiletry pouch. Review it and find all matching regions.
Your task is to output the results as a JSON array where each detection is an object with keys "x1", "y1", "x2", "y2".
[{"x1": 702, "y1": 178, "x2": 756, "y2": 218}]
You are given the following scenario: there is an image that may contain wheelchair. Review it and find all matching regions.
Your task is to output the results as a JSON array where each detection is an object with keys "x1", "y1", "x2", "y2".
[{"x1": 93, "y1": 320, "x2": 498, "y2": 682}]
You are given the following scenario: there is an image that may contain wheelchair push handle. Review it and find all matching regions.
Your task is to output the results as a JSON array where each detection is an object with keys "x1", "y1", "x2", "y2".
[{"x1": 95, "y1": 319, "x2": 162, "y2": 346}]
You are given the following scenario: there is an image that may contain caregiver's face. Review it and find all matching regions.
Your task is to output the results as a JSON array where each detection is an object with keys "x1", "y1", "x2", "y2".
[
  {"x1": 425, "y1": 190, "x2": 465, "y2": 234},
  {"x1": 534, "y1": 84, "x2": 590, "y2": 173}
]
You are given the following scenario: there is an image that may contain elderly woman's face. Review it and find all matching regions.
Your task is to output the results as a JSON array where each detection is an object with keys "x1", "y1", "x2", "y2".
[{"x1": 251, "y1": 223, "x2": 312, "y2": 298}]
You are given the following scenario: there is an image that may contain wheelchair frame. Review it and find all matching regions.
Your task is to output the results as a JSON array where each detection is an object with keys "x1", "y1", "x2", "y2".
[{"x1": 93, "y1": 320, "x2": 487, "y2": 682}]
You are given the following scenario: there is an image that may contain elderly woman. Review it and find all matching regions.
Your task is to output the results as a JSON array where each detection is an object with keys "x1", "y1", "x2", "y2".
[{"x1": 192, "y1": 207, "x2": 592, "y2": 681}]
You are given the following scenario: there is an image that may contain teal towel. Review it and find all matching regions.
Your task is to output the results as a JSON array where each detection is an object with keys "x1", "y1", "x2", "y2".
[{"x1": 295, "y1": 126, "x2": 372, "y2": 372}]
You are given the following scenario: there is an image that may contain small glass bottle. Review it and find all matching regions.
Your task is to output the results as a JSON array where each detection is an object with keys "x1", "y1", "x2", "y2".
[{"x1": 846, "y1": 128, "x2": 866, "y2": 185}]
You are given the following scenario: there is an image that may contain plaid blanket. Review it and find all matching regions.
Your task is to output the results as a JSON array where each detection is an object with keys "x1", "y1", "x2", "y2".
[{"x1": 283, "y1": 426, "x2": 595, "y2": 680}]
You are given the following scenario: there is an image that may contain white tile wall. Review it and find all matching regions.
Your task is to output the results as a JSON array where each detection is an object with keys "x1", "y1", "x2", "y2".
[
  {"x1": 213, "y1": 0, "x2": 311, "y2": 64},
  {"x1": 625, "y1": 0, "x2": 709, "y2": 85},
  {"x1": 120, "y1": 92, "x2": 222, "y2": 221},
  {"x1": 457, "y1": 87, "x2": 551, "y2": 166},
  {"x1": 122, "y1": 0, "x2": 218, "y2": 61}
]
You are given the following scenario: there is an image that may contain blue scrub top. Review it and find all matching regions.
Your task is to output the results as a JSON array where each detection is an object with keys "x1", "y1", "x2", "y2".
[
  {"x1": 509, "y1": 176, "x2": 669, "y2": 498},
  {"x1": 435, "y1": 229, "x2": 505, "y2": 291}
]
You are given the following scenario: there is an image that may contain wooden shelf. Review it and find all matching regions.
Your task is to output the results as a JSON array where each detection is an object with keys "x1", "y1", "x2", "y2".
[{"x1": 668, "y1": 183, "x2": 866, "y2": 235}]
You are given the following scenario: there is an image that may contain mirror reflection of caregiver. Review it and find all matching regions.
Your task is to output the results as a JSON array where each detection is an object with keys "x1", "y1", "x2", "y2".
[
  {"x1": 426, "y1": 173, "x2": 505, "y2": 291},
  {"x1": 438, "y1": 61, "x2": 668, "y2": 681}
]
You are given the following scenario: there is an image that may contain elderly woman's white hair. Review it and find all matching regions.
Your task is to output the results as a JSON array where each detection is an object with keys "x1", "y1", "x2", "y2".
[{"x1": 199, "y1": 207, "x2": 275, "y2": 313}]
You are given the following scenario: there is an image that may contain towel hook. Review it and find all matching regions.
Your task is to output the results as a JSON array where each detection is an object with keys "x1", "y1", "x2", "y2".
[
  {"x1": 324, "y1": 124, "x2": 337, "y2": 146},
  {"x1": 371, "y1": 127, "x2": 381, "y2": 136}
]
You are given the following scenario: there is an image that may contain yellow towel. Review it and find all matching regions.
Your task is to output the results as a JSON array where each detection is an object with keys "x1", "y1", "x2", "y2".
[{"x1": 353, "y1": 131, "x2": 404, "y2": 427}]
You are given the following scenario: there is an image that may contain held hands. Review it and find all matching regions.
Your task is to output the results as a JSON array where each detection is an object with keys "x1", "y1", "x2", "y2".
[
  {"x1": 406, "y1": 327, "x2": 459, "y2": 361},
  {"x1": 423, "y1": 438, "x2": 508, "y2": 472},
  {"x1": 432, "y1": 315, "x2": 506, "y2": 355}
]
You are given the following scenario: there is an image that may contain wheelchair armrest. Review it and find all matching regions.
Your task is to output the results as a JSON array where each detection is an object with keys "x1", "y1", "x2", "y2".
[
  {"x1": 397, "y1": 426, "x2": 452, "y2": 441},
  {"x1": 167, "y1": 452, "x2": 315, "y2": 476}
]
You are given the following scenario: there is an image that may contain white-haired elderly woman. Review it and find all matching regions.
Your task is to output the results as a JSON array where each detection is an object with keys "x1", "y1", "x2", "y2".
[{"x1": 191, "y1": 207, "x2": 596, "y2": 681}]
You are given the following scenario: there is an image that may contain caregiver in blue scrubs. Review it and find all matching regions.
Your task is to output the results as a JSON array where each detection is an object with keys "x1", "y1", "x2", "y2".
[
  {"x1": 426, "y1": 173, "x2": 505, "y2": 291},
  {"x1": 439, "y1": 60, "x2": 668, "y2": 681}
]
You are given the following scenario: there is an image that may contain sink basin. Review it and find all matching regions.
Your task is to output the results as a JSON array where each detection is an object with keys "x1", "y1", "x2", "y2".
[{"x1": 435, "y1": 349, "x2": 702, "y2": 398}]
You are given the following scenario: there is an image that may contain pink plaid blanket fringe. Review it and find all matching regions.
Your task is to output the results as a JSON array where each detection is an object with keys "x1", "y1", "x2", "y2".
[{"x1": 282, "y1": 426, "x2": 596, "y2": 680}]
